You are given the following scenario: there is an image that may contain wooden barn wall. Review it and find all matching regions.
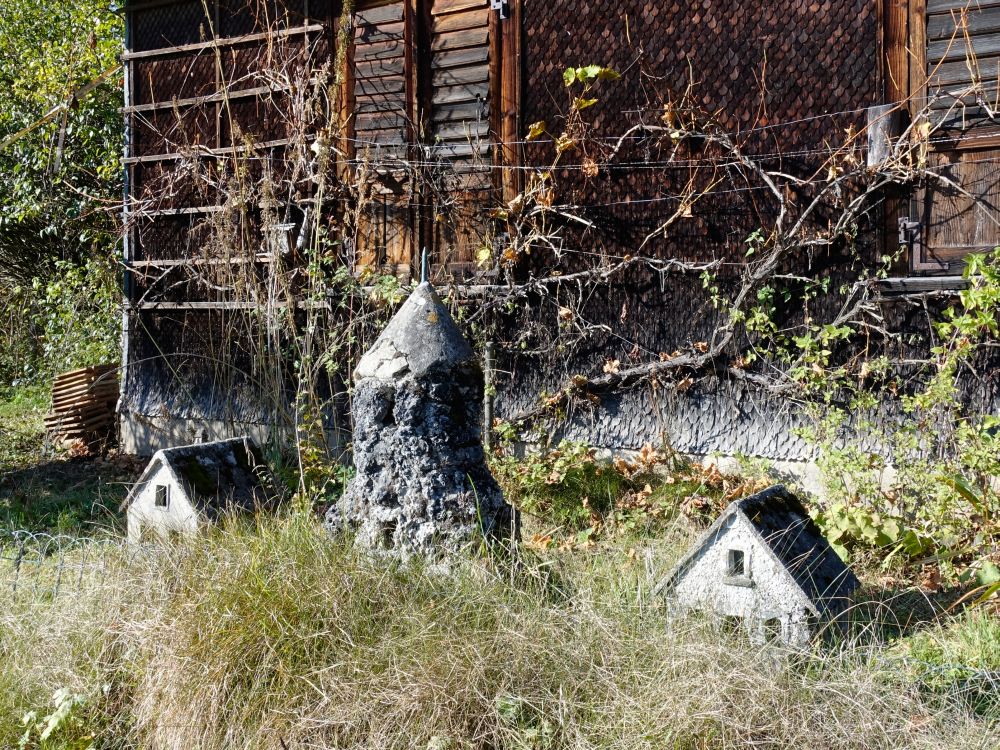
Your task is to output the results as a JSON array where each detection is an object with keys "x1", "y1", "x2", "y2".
[
  {"x1": 494, "y1": 0, "x2": 885, "y2": 463},
  {"x1": 121, "y1": 0, "x2": 341, "y2": 452},
  {"x1": 119, "y1": 1, "x2": 1000, "y2": 467}
]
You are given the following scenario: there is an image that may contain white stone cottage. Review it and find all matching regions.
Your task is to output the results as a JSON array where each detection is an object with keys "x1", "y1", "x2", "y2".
[
  {"x1": 122, "y1": 437, "x2": 279, "y2": 543},
  {"x1": 654, "y1": 485, "x2": 859, "y2": 646}
]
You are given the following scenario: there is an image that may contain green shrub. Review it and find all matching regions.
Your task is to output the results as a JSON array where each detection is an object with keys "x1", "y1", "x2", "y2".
[
  {"x1": 489, "y1": 434, "x2": 768, "y2": 546},
  {"x1": 803, "y1": 250, "x2": 1000, "y2": 589},
  {"x1": 492, "y1": 440, "x2": 625, "y2": 528},
  {"x1": 0, "y1": 256, "x2": 118, "y2": 392}
]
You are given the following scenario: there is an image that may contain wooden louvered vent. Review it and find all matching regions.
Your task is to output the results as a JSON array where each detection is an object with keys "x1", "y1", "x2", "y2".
[
  {"x1": 429, "y1": 0, "x2": 492, "y2": 275},
  {"x1": 925, "y1": 0, "x2": 1000, "y2": 128},
  {"x1": 430, "y1": 0, "x2": 491, "y2": 189},
  {"x1": 353, "y1": 2, "x2": 409, "y2": 158},
  {"x1": 345, "y1": 0, "x2": 498, "y2": 276},
  {"x1": 351, "y1": 1, "x2": 413, "y2": 272}
]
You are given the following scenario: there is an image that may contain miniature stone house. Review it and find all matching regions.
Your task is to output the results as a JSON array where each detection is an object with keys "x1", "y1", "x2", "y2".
[
  {"x1": 654, "y1": 485, "x2": 859, "y2": 646},
  {"x1": 122, "y1": 437, "x2": 279, "y2": 543}
]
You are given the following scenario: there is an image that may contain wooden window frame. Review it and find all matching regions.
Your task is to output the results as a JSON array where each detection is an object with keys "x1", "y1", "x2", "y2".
[
  {"x1": 884, "y1": 0, "x2": 1000, "y2": 275},
  {"x1": 341, "y1": 0, "x2": 522, "y2": 277}
]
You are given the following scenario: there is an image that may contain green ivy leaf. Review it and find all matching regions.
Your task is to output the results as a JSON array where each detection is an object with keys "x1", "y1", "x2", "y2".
[{"x1": 978, "y1": 561, "x2": 1000, "y2": 585}]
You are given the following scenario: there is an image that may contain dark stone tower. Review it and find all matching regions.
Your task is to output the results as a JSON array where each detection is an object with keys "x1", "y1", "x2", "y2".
[{"x1": 326, "y1": 281, "x2": 516, "y2": 557}]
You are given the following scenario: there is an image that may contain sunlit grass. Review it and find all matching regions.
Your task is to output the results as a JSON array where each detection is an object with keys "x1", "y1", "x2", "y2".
[{"x1": 0, "y1": 518, "x2": 995, "y2": 749}]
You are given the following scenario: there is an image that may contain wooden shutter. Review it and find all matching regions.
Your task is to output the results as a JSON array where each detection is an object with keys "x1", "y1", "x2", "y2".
[
  {"x1": 429, "y1": 0, "x2": 491, "y2": 183},
  {"x1": 910, "y1": 0, "x2": 1000, "y2": 272},
  {"x1": 924, "y1": 0, "x2": 1000, "y2": 129},
  {"x1": 352, "y1": 2, "x2": 409, "y2": 158},
  {"x1": 428, "y1": 0, "x2": 493, "y2": 276},
  {"x1": 350, "y1": 1, "x2": 414, "y2": 273},
  {"x1": 912, "y1": 146, "x2": 1000, "y2": 271}
]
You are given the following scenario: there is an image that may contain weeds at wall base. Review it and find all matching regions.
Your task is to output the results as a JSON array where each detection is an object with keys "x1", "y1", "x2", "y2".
[{"x1": 490, "y1": 436, "x2": 769, "y2": 550}]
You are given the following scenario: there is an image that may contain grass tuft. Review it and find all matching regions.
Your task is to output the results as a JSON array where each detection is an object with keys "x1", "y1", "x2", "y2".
[{"x1": 0, "y1": 517, "x2": 995, "y2": 749}]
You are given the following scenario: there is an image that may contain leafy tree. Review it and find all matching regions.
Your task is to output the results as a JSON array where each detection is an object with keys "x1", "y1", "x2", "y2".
[
  {"x1": 0, "y1": 0, "x2": 122, "y2": 283},
  {"x1": 0, "y1": 1, "x2": 122, "y2": 387}
]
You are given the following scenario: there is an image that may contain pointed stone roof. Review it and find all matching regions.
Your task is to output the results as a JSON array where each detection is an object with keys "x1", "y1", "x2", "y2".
[
  {"x1": 654, "y1": 485, "x2": 859, "y2": 616},
  {"x1": 354, "y1": 282, "x2": 475, "y2": 382}
]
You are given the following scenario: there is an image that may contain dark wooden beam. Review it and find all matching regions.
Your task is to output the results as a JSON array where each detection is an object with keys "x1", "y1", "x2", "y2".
[
  {"x1": 908, "y1": 0, "x2": 927, "y2": 112},
  {"x1": 882, "y1": 0, "x2": 912, "y2": 274},
  {"x1": 504, "y1": 0, "x2": 523, "y2": 202}
]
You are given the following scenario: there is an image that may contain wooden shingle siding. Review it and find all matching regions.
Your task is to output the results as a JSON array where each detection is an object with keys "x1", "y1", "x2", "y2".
[{"x1": 131, "y1": 1, "x2": 207, "y2": 52}]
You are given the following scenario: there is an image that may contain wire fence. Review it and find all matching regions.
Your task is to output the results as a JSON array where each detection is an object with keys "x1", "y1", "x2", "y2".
[{"x1": 0, "y1": 530, "x2": 123, "y2": 600}]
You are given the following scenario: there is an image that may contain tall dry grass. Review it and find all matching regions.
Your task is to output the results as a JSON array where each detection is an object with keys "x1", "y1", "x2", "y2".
[{"x1": 0, "y1": 518, "x2": 995, "y2": 749}]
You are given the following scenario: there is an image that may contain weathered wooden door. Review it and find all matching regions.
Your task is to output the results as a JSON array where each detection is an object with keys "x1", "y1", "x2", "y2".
[
  {"x1": 427, "y1": 0, "x2": 494, "y2": 278},
  {"x1": 912, "y1": 147, "x2": 1000, "y2": 271}
]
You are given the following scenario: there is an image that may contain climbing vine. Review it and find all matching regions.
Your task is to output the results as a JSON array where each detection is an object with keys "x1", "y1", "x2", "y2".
[{"x1": 114, "y1": 1, "x2": 1000, "y2": 586}]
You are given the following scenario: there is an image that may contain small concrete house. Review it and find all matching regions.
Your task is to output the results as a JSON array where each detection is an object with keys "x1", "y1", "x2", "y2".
[
  {"x1": 122, "y1": 437, "x2": 279, "y2": 544},
  {"x1": 654, "y1": 486, "x2": 859, "y2": 646}
]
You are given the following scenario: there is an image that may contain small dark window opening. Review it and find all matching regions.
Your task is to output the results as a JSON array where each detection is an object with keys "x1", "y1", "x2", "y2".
[
  {"x1": 155, "y1": 485, "x2": 170, "y2": 509},
  {"x1": 726, "y1": 549, "x2": 745, "y2": 577},
  {"x1": 764, "y1": 618, "x2": 782, "y2": 641},
  {"x1": 381, "y1": 519, "x2": 398, "y2": 548}
]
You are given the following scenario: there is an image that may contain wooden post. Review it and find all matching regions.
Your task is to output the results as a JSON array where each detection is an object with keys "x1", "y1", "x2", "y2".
[
  {"x1": 884, "y1": 0, "x2": 909, "y2": 105},
  {"x1": 908, "y1": 0, "x2": 927, "y2": 115},
  {"x1": 882, "y1": 0, "x2": 911, "y2": 273},
  {"x1": 499, "y1": 0, "x2": 522, "y2": 202},
  {"x1": 335, "y1": 2, "x2": 356, "y2": 185},
  {"x1": 483, "y1": 342, "x2": 495, "y2": 453}
]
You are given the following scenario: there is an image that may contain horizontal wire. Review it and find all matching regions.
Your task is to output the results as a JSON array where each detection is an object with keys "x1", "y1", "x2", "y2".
[
  {"x1": 137, "y1": 122, "x2": 1000, "y2": 175},
  {"x1": 133, "y1": 153, "x2": 969, "y2": 215}
]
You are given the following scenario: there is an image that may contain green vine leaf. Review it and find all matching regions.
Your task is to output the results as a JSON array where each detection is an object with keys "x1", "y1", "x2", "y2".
[{"x1": 526, "y1": 121, "x2": 547, "y2": 140}]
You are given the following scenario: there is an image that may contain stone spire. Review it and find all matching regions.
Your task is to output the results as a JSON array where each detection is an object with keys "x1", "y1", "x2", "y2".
[
  {"x1": 327, "y1": 280, "x2": 516, "y2": 557},
  {"x1": 352, "y1": 282, "x2": 475, "y2": 382}
]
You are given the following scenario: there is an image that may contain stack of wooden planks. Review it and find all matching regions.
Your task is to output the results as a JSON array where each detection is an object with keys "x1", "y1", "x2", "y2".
[{"x1": 45, "y1": 365, "x2": 119, "y2": 448}]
